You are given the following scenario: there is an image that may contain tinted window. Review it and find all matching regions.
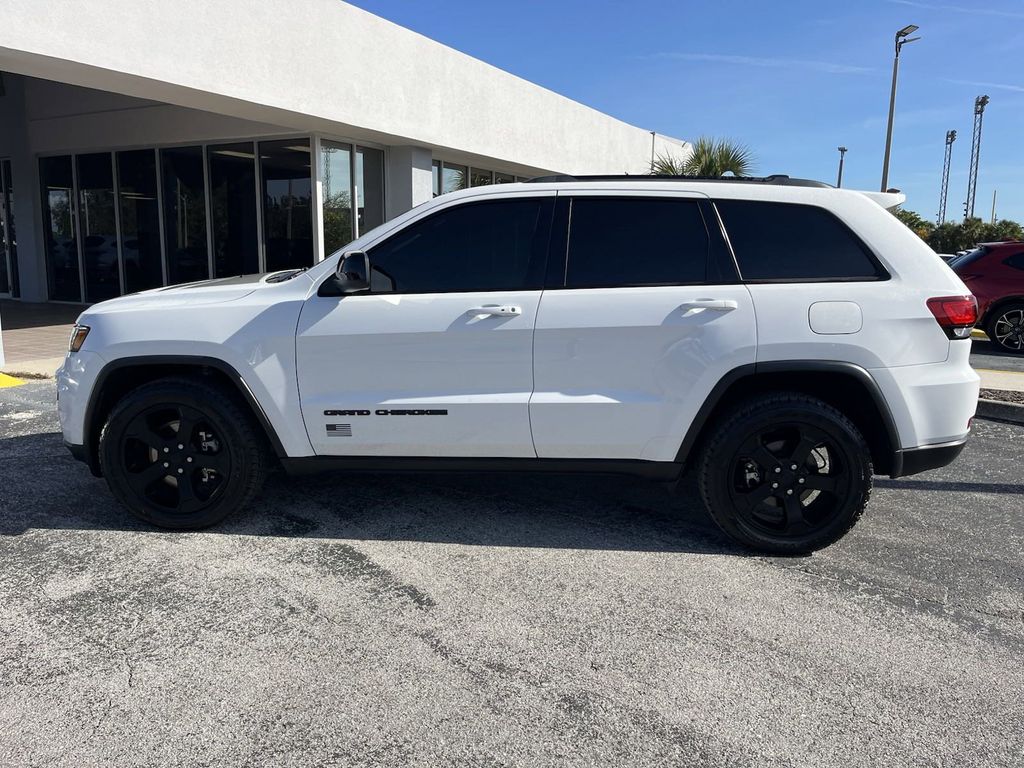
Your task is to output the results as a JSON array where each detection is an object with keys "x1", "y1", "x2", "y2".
[
  {"x1": 565, "y1": 197, "x2": 708, "y2": 288},
  {"x1": 950, "y1": 247, "x2": 986, "y2": 270},
  {"x1": 367, "y1": 198, "x2": 550, "y2": 293},
  {"x1": 717, "y1": 200, "x2": 882, "y2": 281},
  {"x1": 1003, "y1": 252, "x2": 1024, "y2": 271}
]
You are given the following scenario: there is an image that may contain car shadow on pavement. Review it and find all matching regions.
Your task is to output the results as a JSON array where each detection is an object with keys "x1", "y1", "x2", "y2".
[
  {"x1": 1, "y1": 431, "x2": 748, "y2": 555},
  {"x1": 875, "y1": 478, "x2": 1024, "y2": 495}
]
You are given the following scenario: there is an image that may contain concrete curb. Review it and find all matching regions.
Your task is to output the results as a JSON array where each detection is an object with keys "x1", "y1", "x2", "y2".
[{"x1": 976, "y1": 398, "x2": 1024, "y2": 426}]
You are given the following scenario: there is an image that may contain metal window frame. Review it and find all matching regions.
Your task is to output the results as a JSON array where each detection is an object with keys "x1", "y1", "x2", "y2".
[{"x1": 0, "y1": 158, "x2": 13, "y2": 298}]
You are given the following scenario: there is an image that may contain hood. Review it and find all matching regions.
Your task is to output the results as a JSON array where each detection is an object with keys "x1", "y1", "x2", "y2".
[{"x1": 80, "y1": 270, "x2": 310, "y2": 315}]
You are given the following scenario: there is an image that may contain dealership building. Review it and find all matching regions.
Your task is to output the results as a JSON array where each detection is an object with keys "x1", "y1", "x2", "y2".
[{"x1": 0, "y1": 0, "x2": 685, "y2": 304}]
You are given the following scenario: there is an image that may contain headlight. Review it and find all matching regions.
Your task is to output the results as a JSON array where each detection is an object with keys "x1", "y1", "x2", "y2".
[{"x1": 69, "y1": 324, "x2": 90, "y2": 353}]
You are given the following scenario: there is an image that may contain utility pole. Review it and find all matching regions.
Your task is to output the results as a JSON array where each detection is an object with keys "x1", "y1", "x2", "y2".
[
  {"x1": 937, "y1": 129, "x2": 956, "y2": 224},
  {"x1": 836, "y1": 146, "x2": 847, "y2": 187},
  {"x1": 965, "y1": 94, "x2": 990, "y2": 219},
  {"x1": 880, "y1": 24, "x2": 921, "y2": 192}
]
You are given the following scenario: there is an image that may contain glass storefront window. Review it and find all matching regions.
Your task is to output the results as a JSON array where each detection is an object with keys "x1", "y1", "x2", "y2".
[
  {"x1": 432, "y1": 160, "x2": 441, "y2": 197},
  {"x1": 208, "y1": 143, "x2": 258, "y2": 278},
  {"x1": 161, "y1": 146, "x2": 209, "y2": 285},
  {"x1": 260, "y1": 139, "x2": 313, "y2": 272},
  {"x1": 322, "y1": 141, "x2": 353, "y2": 256},
  {"x1": 117, "y1": 149, "x2": 163, "y2": 293},
  {"x1": 0, "y1": 160, "x2": 11, "y2": 295},
  {"x1": 442, "y1": 163, "x2": 467, "y2": 194},
  {"x1": 76, "y1": 153, "x2": 120, "y2": 302},
  {"x1": 40, "y1": 155, "x2": 80, "y2": 302},
  {"x1": 356, "y1": 146, "x2": 384, "y2": 236},
  {"x1": 4, "y1": 160, "x2": 19, "y2": 297},
  {"x1": 470, "y1": 168, "x2": 493, "y2": 187},
  {"x1": 494, "y1": 172, "x2": 515, "y2": 184}
]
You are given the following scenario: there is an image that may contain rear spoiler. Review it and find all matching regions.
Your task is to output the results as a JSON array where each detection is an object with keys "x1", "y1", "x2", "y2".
[{"x1": 856, "y1": 190, "x2": 907, "y2": 211}]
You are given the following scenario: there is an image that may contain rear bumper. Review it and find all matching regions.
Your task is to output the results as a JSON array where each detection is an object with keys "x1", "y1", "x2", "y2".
[{"x1": 890, "y1": 438, "x2": 967, "y2": 478}]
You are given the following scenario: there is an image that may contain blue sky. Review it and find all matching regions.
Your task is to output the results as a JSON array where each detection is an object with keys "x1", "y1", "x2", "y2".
[{"x1": 349, "y1": 0, "x2": 1024, "y2": 223}]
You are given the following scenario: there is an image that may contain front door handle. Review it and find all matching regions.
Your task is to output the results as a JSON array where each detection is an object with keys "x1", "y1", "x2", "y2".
[
  {"x1": 467, "y1": 305, "x2": 522, "y2": 317},
  {"x1": 679, "y1": 298, "x2": 739, "y2": 312}
]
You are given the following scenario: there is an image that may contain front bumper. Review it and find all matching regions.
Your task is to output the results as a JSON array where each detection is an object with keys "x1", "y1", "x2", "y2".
[{"x1": 891, "y1": 438, "x2": 967, "y2": 478}]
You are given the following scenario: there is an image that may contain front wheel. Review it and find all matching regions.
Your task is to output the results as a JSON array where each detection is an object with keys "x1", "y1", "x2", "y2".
[
  {"x1": 697, "y1": 393, "x2": 872, "y2": 555},
  {"x1": 99, "y1": 377, "x2": 268, "y2": 529}
]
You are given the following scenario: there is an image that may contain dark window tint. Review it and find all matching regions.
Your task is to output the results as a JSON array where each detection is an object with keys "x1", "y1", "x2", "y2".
[
  {"x1": 76, "y1": 153, "x2": 119, "y2": 303},
  {"x1": 260, "y1": 139, "x2": 313, "y2": 272},
  {"x1": 117, "y1": 149, "x2": 163, "y2": 293},
  {"x1": 367, "y1": 198, "x2": 550, "y2": 293},
  {"x1": 1003, "y1": 252, "x2": 1024, "y2": 271},
  {"x1": 565, "y1": 198, "x2": 708, "y2": 288},
  {"x1": 208, "y1": 142, "x2": 258, "y2": 278},
  {"x1": 39, "y1": 155, "x2": 81, "y2": 302},
  {"x1": 717, "y1": 200, "x2": 882, "y2": 281},
  {"x1": 161, "y1": 146, "x2": 209, "y2": 285}
]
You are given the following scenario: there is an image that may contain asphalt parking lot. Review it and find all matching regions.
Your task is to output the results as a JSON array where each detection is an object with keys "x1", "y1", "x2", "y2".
[{"x1": 1, "y1": 380, "x2": 1022, "y2": 767}]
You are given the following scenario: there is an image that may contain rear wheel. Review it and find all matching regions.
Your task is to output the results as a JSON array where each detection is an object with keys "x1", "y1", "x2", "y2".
[
  {"x1": 697, "y1": 393, "x2": 872, "y2": 555},
  {"x1": 986, "y1": 302, "x2": 1024, "y2": 354},
  {"x1": 99, "y1": 377, "x2": 268, "y2": 528}
]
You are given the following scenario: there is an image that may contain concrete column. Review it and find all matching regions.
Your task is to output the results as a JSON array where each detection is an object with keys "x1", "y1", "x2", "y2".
[
  {"x1": 0, "y1": 74, "x2": 47, "y2": 301},
  {"x1": 385, "y1": 146, "x2": 433, "y2": 221}
]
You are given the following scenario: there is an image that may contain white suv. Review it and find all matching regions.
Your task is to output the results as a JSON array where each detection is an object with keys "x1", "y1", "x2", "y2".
[{"x1": 56, "y1": 175, "x2": 980, "y2": 554}]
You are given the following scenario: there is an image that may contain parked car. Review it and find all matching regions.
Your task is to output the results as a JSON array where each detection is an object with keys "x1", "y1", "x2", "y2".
[
  {"x1": 950, "y1": 241, "x2": 1024, "y2": 353},
  {"x1": 56, "y1": 174, "x2": 980, "y2": 554}
]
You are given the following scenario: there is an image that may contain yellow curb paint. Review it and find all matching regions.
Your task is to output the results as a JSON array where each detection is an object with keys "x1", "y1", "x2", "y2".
[{"x1": 0, "y1": 372, "x2": 25, "y2": 388}]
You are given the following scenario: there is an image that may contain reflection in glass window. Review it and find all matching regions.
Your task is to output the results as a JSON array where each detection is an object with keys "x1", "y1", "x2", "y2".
[
  {"x1": 39, "y1": 156, "x2": 80, "y2": 302},
  {"x1": 260, "y1": 139, "x2": 313, "y2": 271},
  {"x1": 161, "y1": 146, "x2": 209, "y2": 285},
  {"x1": 356, "y1": 146, "x2": 384, "y2": 236},
  {"x1": 322, "y1": 141, "x2": 353, "y2": 256},
  {"x1": 0, "y1": 160, "x2": 11, "y2": 295},
  {"x1": 208, "y1": 143, "x2": 258, "y2": 277},
  {"x1": 470, "y1": 168, "x2": 493, "y2": 187},
  {"x1": 117, "y1": 149, "x2": 163, "y2": 293},
  {"x1": 432, "y1": 160, "x2": 441, "y2": 197},
  {"x1": 76, "y1": 153, "x2": 119, "y2": 302},
  {"x1": 442, "y1": 163, "x2": 467, "y2": 194},
  {"x1": 494, "y1": 172, "x2": 515, "y2": 184},
  {"x1": 4, "y1": 160, "x2": 17, "y2": 297}
]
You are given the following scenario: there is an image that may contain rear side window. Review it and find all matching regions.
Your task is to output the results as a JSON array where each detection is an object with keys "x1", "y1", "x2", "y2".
[
  {"x1": 716, "y1": 200, "x2": 884, "y2": 281},
  {"x1": 367, "y1": 198, "x2": 551, "y2": 293},
  {"x1": 1003, "y1": 252, "x2": 1024, "y2": 271},
  {"x1": 564, "y1": 197, "x2": 709, "y2": 288}
]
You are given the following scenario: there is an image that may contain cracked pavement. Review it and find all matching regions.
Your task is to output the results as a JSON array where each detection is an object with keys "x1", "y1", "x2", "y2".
[{"x1": 1, "y1": 379, "x2": 1022, "y2": 767}]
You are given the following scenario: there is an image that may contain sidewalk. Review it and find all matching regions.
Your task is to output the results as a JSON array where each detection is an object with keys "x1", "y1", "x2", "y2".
[{"x1": 0, "y1": 300, "x2": 84, "y2": 378}]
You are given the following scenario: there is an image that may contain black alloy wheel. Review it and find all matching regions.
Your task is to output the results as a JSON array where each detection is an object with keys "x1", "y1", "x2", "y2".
[
  {"x1": 988, "y1": 304, "x2": 1024, "y2": 353},
  {"x1": 698, "y1": 393, "x2": 872, "y2": 554},
  {"x1": 99, "y1": 378, "x2": 267, "y2": 528}
]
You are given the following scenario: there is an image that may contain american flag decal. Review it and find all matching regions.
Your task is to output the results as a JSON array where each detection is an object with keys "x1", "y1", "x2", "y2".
[{"x1": 326, "y1": 424, "x2": 353, "y2": 437}]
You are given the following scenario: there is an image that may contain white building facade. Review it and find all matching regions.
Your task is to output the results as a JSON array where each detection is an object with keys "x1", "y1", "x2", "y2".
[{"x1": 0, "y1": 0, "x2": 686, "y2": 303}]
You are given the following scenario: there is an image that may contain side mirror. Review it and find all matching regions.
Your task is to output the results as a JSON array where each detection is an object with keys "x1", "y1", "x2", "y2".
[{"x1": 335, "y1": 250, "x2": 370, "y2": 294}]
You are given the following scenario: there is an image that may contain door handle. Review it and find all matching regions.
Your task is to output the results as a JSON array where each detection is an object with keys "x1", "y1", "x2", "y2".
[
  {"x1": 467, "y1": 304, "x2": 522, "y2": 317},
  {"x1": 679, "y1": 299, "x2": 739, "y2": 312}
]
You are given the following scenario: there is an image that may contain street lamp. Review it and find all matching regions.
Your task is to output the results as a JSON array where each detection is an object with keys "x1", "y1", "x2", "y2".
[
  {"x1": 880, "y1": 24, "x2": 920, "y2": 192},
  {"x1": 836, "y1": 146, "x2": 848, "y2": 187}
]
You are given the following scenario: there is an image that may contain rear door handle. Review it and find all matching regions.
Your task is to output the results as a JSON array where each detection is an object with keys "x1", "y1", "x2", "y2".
[
  {"x1": 679, "y1": 299, "x2": 739, "y2": 312},
  {"x1": 467, "y1": 304, "x2": 522, "y2": 317}
]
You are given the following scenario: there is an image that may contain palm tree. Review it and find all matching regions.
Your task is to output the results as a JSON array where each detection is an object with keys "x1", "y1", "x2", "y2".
[{"x1": 652, "y1": 136, "x2": 754, "y2": 177}]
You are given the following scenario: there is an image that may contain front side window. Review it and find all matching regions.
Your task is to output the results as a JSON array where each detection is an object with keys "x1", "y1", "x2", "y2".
[
  {"x1": 716, "y1": 200, "x2": 883, "y2": 281},
  {"x1": 564, "y1": 197, "x2": 709, "y2": 288},
  {"x1": 1003, "y1": 252, "x2": 1024, "y2": 271},
  {"x1": 367, "y1": 198, "x2": 551, "y2": 293}
]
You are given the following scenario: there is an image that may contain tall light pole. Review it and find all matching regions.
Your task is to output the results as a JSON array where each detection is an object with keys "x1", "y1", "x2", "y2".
[
  {"x1": 836, "y1": 146, "x2": 848, "y2": 187},
  {"x1": 880, "y1": 24, "x2": 921, "y2": 192},
  {"x1": 937, "y1": 129, "x2": 956, "y2": 224},
  {"x1": 965, "y1": 94, "x2": 990, "y2": 220}
]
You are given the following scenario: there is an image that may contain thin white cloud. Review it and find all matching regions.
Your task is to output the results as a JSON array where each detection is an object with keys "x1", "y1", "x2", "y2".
[
  {"x1": 642, "y1": 52, "x2": 871, "y2": 75},
  {"x1": 886, "y1": 0, "x2": 1024, "y2": 19},
  {"x1": 944, "y1": 78, "x2": 1024, "y2": 93}
]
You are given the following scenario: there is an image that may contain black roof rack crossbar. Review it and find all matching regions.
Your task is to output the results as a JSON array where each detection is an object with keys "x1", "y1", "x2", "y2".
[{"x1": 523, "y1": 173, "x2": 832, "y2": 188}]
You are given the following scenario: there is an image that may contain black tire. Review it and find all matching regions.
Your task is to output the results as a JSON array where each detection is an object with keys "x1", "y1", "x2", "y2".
[
  {"x1": 697, "y1": 393, "x2": 872, "y2": 555},
  {"x1": 985, "y1": 302, "x2": 1024, "y2": 354},
  {"x1": 99, "y1": 377, "x2": 268, "y2": 529}
]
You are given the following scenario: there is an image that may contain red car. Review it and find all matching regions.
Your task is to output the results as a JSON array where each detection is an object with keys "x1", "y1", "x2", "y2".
[{"x1": 951, "y1": 241, "x2": 1024, "y2": 353}]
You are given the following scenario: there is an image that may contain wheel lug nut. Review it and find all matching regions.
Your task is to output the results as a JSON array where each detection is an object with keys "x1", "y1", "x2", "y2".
[
  {"x1": 186, "y1": 457, "x2": 193, "y2": 463},
  {"x1": 786, "y1": 489, "x2": 794, "y2": 495},
  {"x1": 771, "y1": 482, "x2": 779, "y2": 489},
  {"x1": 799, "y1": 478, "x2": 805, "y2": 484},
  {"x1": 774, "y1": 467, "x2": 781, "y2": 474},
  {"x1": 177, "y1": 468, "x2": 183, "y2": 474},
  {"x1": 790, "y1": 464, "x2": 798, "y2": 470},
  {"x1": 177, "y1": 444, "x2": 184, "y2": 450},
  {"x1": 163, "y1": 447, "x2": 170, "y2": 453},
  {"x1": 163, "y1": 462, "x2": 169, "y2": 468}
]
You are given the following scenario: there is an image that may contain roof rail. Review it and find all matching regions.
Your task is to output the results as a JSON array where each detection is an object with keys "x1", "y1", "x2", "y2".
[{"x1": 523, "y1": 173, "x2": 833, "y2": 188}]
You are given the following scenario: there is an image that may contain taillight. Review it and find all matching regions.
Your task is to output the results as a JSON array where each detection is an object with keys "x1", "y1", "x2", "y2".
[{"x1": 927, "y1": 295, "x2": 978, "y2": 339}]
